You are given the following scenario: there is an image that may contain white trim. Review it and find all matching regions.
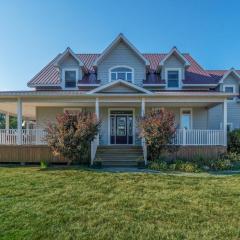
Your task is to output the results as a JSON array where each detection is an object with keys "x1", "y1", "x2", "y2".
[
  {"x1": 159, "y1": 47, "x2": 190, "y2": 67},
  {"x1": 54, "y1": 47, "x2": 84, "y2": 67},
  {"x1": 223, "y1": 84, "x2": 236, "y2": 102},
  {"x1": 108, "y1": 108, "x2": 135, "y2": 145},
  {"x1": 219, "y1": 68, "x2": 240, "y2": 83},
  {"x1": 93, "y1": 33, "x2": 150, "y2": 66},
  {"x1": 183, "y1": 84, "x2": 218, "y2": 87},
  {"x1": 62, "y1": 68, "x2": 79, "y2": 90},
  {"x1": 165, "y1": 68, "x2": 182, "y2": 89},
  {"x1": 108, "y1": 65, "x2": 134, "y2": 83},
  {"x1": 180, "y1": 108, "x2": 193, "y2": 129},
  {"x1": 77, "y1": 84, "x2": 100, "y2": 87},
  {"x1": 87, "y1": 79, "x2": 153, "y2": 94}
]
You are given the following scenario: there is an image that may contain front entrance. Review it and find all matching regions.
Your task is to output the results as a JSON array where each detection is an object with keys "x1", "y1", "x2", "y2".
[{"x1": 110, "y1": 110, "x2": 133, "y2": 144}]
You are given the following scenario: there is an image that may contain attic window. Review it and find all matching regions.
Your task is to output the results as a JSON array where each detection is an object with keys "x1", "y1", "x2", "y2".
[
  {"x1": 63, "y1": 69, "x2": 78, "y2": 89},
  {"x1": 223, "y1": 85, "x2": 236, "y2": 101},
  {"x1": 110, "y1": 66, "x2": 133, "y2": 82}
]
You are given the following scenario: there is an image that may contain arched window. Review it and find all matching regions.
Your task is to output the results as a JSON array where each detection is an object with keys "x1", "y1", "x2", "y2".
[{"x1": 110, "y1": 66, "x2": 133, "y2": 82}]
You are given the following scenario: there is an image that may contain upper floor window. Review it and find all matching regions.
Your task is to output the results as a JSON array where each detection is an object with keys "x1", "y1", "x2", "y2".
[
  {"x1": 63, "y1": 69, "x2": 78, "y2": 89},
  {"x1": 223, "y1": 85, "x2": 236, "y2": 101},
  {"x1": 166, "y1": 69, "x2": 181, "y2": 89},
  {"x1": 110, "y1": 66, "x2": 133, "y2": 82}
]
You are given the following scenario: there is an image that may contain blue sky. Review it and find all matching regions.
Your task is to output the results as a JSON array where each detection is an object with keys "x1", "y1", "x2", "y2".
[{"x1": 0, "y1": 0, "x2": 239, "y2": 90}]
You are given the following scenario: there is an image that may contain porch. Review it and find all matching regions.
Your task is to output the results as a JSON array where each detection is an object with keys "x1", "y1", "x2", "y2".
[{"x1": 0, "y1": 91, "x2": 229, "y2": 164}]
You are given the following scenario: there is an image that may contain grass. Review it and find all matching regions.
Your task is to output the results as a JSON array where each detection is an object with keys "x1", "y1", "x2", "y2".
[{"x1": 0, "y1": 167, "x2": 240, "y2": 240}]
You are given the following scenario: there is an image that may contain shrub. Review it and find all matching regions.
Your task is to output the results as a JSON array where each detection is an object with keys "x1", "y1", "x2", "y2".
[
  {"x1": 46, "y1": 111, "x2": 101, "y2": 164},
  {"x1": 40, "y1": 160, "x2": 48, "y2": 169},
  {"x1": 228, "y1": 129, "x2": 240, "y2": 153},
  {"x1": 138, "y1": 109, "x2": 177, "y2": 160}
]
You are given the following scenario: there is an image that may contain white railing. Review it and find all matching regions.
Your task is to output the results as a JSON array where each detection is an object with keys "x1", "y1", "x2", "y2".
[
  {"x1": 90, "y1": 134, "x2": 99, "y2": 165},
  {"x1": 0, "y1": 129, "x2": 47, "y2": 145},
  {"x1": 172, "y1": 129, "x2": 225, "y2": 146}
]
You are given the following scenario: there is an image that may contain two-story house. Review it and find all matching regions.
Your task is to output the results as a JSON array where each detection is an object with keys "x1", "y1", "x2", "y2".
[{"x1": 0, "y1": 34, "x2": 238, "y2": 166}]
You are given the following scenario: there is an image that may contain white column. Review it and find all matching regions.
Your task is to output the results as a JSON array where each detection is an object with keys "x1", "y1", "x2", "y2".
[
  {"x1": 5, "y1": 112, "x2": 9, "y2": 130},
  {"x1": 141, "y1": 98, "x2": 145, "y2": 117},
  {"x1": 17, "y1": 98, "x2": 22, "y2": 145},
  {"x1": 95, "y1": 97, "x2": 99, "y2": 120},
  {"x1": 223, "y1": 99, "x2": 227, "y2": 146},
  {"x1": 95, "y1": 97, "x2": 99, "y2": 146}
]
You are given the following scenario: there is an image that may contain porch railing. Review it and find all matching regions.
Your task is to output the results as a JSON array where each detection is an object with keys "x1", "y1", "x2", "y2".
[
  {"x1": 0, "y1": 129, "x2": 225, "y2": 146},
  {"x1": 0, "y1": 129, "x2": 47, "y2": 145},
  {"x1": 172, "y1": 129, "x2": 225, "y2": 146}
]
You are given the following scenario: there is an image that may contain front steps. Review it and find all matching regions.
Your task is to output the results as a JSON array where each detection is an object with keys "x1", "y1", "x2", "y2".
[{"x1": 94, "y1": 145, "x2": 144, "y2": 167}]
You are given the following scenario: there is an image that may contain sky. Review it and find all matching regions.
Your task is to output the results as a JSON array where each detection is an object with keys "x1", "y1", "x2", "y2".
[{"x1": 0, "y1": 0, "x2": 239, "y2": 90}]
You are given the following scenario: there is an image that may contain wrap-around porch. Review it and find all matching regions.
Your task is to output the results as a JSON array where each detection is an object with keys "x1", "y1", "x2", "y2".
[{"x1": 0, "y1": 92, "x2": 228, "y2": 164}]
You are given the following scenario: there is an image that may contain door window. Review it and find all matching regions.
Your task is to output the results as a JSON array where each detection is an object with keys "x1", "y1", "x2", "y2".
[{"x1": 117, "y1": 117, "x2": 126, "y2": 136}]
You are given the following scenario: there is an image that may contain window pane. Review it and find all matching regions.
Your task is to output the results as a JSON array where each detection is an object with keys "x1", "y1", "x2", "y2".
[
  {"x1": 65, "y1": 70, "x2": 76, "y2": 88},
  {"x1": 65, "y1": 71, "x2": 76, "y2": 81},
  {"x1": 112, "y1": 67, "x2": 131, "y2": 72},
  {"x1": 117, "y1": 117, "x2": 126, "y2": 136},
  {"x1": 126, "y1": 73, "x2": 132, "y2": 81},
  {"x1": 117, "y1": 72, "x2": 126, "y2": 80},
  {"x1": 111, "y1": 72, "x2": 117, "y2": 81},
  {"x1": 168, "y1": 80, "x2": 179, "y2": 88},
  {"x1": 181, "y1": 115, "x2": 191, "y2": 129},
  {"x1": 224, "y1": 87, "x2": 234, "y2": 93}
]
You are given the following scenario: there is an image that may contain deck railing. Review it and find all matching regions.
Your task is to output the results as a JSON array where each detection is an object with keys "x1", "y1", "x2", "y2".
[
  {"x1": 0, "y1": 129, "x2": 47, "y2": 145},
  {"x1": 172, "y1": 129, "x2": 225, "y2": 146},
  {"x1": 0, "y1": 129, "x2": 225, "y2": 146}
]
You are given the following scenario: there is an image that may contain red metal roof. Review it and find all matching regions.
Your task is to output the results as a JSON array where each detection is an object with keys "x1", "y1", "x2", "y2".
[{"x1": 28, "y1": 53, "x2": 238, "y2": 87}]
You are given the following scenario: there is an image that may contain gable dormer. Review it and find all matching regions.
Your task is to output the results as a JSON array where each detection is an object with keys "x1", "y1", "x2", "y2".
[
  {"x1": 159, "y1": 47, "x2": 190, "y2": 89},
  {"x1": 54, "y1": 47, "x2": 85, "y2": 90},
  {"x1": 93, "y1": 34, "x2": 149, "y2": 87}
]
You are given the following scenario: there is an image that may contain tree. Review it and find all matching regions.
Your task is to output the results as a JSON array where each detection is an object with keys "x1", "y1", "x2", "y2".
[
  {"x1": 138, "y1": 109, "x2": 176, "y2": 160},
  {"x1": 46, "y1": 111, "x2": 101, "y2": 164}
]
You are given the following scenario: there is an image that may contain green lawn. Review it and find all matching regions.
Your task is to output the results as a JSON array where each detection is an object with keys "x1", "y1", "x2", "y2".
[{"x1": 0, "y1": 167, "x2": 240, "y2": 240}]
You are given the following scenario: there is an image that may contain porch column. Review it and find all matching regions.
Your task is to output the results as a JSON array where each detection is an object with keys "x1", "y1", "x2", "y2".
[
  {"x1": 223, "y1": 99, "x2": 227, "y2": 146},
  {"x1": 5, "y1": 112, "x2": 9, "y2": 130},
  {"x1": 95, "y1": 97, "x2": 99, "y2": 119},
  {"x1": 17, "y1": 98, "x2": 22, "y2": 145},
  {"x1": 141, "y1": 98, "x2": 145, "y2": 117},
  {"x1": 95, "y1": 97, "x2": 100, "y2": 146}
]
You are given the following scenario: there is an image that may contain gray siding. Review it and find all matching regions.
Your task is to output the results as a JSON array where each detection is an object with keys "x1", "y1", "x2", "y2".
[
  {"x1": 208, "y1": 74, "x2": 240, "y2": 130},
  {"x1": 97, "y1": 42, "x2": 146, "y2": 86}
]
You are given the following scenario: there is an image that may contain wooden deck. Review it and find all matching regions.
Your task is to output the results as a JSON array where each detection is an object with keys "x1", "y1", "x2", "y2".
[{"x1": 0, "y1": 145, "x2": 226, "y2": 164}]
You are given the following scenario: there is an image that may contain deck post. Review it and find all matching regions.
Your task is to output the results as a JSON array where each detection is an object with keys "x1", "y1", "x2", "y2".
[
  {"x1": 95, "y1": 97, "x2": 99, "y2": 120},
  {"x1": 223, "y1": 99, "x2": 227, "y2": 146},
  {"x1": 17, "y1": 98, "x2": 22, "y2": 145},
  {"x1": 141, "y1": 98, "x2": 145, "y2": 117}
]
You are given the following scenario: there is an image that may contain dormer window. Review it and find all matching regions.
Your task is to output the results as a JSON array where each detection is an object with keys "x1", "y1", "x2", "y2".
[
  {"x1": 63, "y1": 69, "x2": 78, "y2": 89},
  {"x1": 223, "y1": 85, "x2": 236, "y2": 101},
  {"x1": 110, "y1": 66, "x2": 133, "y2": 83},
  {"x1": 166, "y1": 68, "x2": 181, "y2": 89}
]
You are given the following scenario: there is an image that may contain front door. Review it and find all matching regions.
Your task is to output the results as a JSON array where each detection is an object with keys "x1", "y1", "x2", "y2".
[{"x1": 110, "y1": 110, "x2": 133, "y2": 144}]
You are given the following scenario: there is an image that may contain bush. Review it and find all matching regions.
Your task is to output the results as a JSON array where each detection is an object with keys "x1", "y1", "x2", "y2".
[
  {"x1": 138, "y1": 109, "x2": 176, "y2": 160},
  {"x1": 228, "y1": 129, "x2": 240, "y2": 153},
  {"x1": 46, "y1": 111, "x2": 101, "y2": 164},
  {"x1": 148, "y1": 159, "x2": 200, "y2": 173}
]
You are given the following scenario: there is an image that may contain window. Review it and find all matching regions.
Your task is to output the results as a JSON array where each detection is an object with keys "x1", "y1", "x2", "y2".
[
  {"x1": 180, "y1": 109, "x2": 192, "y2": 129},
  {"x1": 223, "y1": 85, "x2": 236, "y2": 101},
  {"x1": 63, "y1": 69, "x2": 77, "y2": 88},
  {"x1": 166, "y1": 69, "x2": 180, "y2": 88},
  {"x1": 110, "y1": 66, "x2": 133, "y2": 82}
]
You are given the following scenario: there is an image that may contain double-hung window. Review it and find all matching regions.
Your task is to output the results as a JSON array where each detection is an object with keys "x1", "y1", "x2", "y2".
[
  {"x1": 110, "y1": 67, "x2": 133, "y2": 82},
  {"x1": 166, "y1": 69, "x2": 180, "y2": 88},
  {"x1": 63, "y1": 69, "x2": 78, "y2": 89},
  {"x1": 223, "y1": 85, "x2": 236, "y2": 101}
]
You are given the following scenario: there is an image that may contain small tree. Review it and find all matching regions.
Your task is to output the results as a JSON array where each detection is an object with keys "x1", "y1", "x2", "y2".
[
  {"x1": 138, "y1": 109, "x2": 176, "y2": 160},
  {"x1": 46, "y1": 111, "x2": 101, "y2": 164}
]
